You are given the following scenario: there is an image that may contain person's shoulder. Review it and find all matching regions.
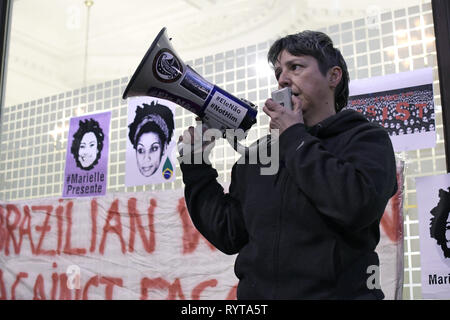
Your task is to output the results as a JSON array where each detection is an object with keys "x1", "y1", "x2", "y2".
[
  {"x1": 336, "y1": 109, "x2": 391, "y2": 139},
  {"x1": 340, "y1": 109, "x2": 381, "y2": 128}
]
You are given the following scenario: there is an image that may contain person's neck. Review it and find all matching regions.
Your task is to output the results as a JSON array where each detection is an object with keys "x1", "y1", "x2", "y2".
[{"x1": 305, "y1": 103, "x2": 336, "y2": 127}]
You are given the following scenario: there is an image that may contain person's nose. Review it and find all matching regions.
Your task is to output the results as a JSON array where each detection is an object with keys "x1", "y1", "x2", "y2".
[{"x1": 277, "y1": 69, "x2": 291, "y2": 88}]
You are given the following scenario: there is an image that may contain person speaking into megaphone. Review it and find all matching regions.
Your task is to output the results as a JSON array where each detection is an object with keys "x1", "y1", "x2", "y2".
[{"x1": 178, "y1": 30, "x2": 398, "y2": 300}]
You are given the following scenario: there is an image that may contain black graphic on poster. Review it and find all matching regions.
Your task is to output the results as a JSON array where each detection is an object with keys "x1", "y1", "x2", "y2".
[{"x1": 430, "y1": 188, "x2": 450, "y2": 259}]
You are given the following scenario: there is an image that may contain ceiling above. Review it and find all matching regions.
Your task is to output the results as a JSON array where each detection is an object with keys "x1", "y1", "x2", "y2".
[{"x1": 5, "y1": 0, "x2": 423, "y2": 106}]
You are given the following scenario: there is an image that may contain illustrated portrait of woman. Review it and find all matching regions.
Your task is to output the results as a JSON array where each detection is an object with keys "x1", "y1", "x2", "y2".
[
  {"x1": 128, "y1": 101, "x2": 175, "y2": 178},
  {"x1": 70, "y1": 118, "x2": 105, "y2": 171}
]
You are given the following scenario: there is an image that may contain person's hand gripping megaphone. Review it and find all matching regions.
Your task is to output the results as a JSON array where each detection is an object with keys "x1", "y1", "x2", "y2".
[
  {"x1": 177, "y1": 117, "x2": 217, "y2": 162},
  {"x1": 178, "y1": 97, "x2": 258, "y2": 160}
]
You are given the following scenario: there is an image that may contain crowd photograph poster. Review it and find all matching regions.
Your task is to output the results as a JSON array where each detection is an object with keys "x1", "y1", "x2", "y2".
[
  {"x1": 62, "y1": 111, "x2": 111, "y2": 198},
  {"x1": 416, "y1": 173, "x2": 450, "y2": 299},
  {"x1": 125, "y1": 97, "x2": 177, "y2": 187},
  {"x1": 345, "y1": 68, "x2": 435, "y2": 152}
]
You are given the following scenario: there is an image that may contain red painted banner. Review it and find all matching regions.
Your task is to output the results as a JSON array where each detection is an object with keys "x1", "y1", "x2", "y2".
[{"x1": 0, "y1": 166, "x2": 404, "y2": 300}]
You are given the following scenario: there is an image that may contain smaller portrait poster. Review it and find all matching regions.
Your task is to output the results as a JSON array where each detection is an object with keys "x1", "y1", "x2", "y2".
[
  {"x1": 416, "y1": 173, "x2": 450, "y2": 299},
  {"x1": 345, "y1": 68, "x2": 435, "y2": 152},
  {"x1": 125, "y1": 97, "x2": 177, "y2": 187},
  {"x1": 62, "y1": 111, "x2": 111, "y2": 198}
]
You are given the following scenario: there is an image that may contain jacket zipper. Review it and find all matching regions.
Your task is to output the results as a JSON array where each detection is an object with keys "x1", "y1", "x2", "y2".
[{"x1": 273, "y1": 168, "x2": 288, "y2": 298}]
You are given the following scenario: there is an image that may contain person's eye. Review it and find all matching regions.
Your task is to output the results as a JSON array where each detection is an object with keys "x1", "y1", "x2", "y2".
[
  {"x1": 89, "y1": 143, "x2": 96, "y2": 148},
  {"x1": 151, "y1": 145, "x2": 160, "y2": 152},
  {"x1": 275, "y1": 71, "x2": 281, "y2": 80},
  {"x1": 274, "y1": 68, "x2": 281, "y2": 80},
  {"x1": 137, "y1": 147, "x2": 145, "y2": 154},
  {"x1": 291, "y1": 64, "x2": 303, "y2": 71}
]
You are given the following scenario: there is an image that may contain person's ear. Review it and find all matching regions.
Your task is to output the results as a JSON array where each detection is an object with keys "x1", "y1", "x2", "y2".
[{"x1": 328, "y1": 66, "x2": 342, "y2": 89}]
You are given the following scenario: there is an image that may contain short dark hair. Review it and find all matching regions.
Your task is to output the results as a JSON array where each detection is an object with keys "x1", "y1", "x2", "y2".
[
  {"x1": 70, "y1": 118, "x2": 104, "y2": 170},
  {"x1": 267, "y1": 30, "x2": 349, "y2": 112}
]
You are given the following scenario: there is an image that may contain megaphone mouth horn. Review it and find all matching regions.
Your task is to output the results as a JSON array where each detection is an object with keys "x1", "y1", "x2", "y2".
[{"x1": 123, "y1": 27, "x2": 173, "y2": 99}]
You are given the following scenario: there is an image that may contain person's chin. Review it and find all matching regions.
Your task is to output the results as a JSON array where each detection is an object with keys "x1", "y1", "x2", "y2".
[
  {"x1": 80, "y1": 160, "x2": 94, "y2": 168},
  {"x1": 140, "y1": 166, "x2": 156, "y2": 177}
]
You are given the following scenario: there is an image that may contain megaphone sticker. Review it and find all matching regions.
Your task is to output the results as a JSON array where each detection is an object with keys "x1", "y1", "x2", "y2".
[
  {"x1": 152, "y1": 48, "x2": 183, "y2": 83},
  {"x1": 202, "y1": 87, "x2": 250, "y2": 130}
]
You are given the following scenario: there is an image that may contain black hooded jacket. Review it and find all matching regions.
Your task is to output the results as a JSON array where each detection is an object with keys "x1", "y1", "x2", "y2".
[{"x1": 179, "y1": 109, "x2": 398, "y2": 299}]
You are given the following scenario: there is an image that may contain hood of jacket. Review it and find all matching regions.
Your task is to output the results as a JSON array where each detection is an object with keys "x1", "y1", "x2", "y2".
[{"x1": 306, "y1": 109, "x2": 374, "y2": 138}]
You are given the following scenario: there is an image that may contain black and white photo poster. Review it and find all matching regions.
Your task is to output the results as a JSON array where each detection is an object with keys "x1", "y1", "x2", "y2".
[
  {"x1": 417, "y1": 173, "x2": 450, "y2": 299},
  {"x1": 125, "y1": 97, "x2": 177, "y2": 187},
  {"x1": 345, "y1": 68, "x2": 435, "y2": 152}
]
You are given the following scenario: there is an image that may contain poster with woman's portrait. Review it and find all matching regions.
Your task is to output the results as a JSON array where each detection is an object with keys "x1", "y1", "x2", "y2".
[
  {"x1": 125, "y1": 97, "x2": 177, "y2": 187},
  {"x1": 63, "y1": 111, "x2": 111, "y2": 198},
  {"x1": 417, "y1": 173, "x2": 450, "y2": 299}
]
